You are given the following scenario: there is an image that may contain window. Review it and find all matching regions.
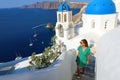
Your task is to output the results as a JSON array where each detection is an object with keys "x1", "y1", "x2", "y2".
[
  {"x1": 91, "y1": 20, "x2": 95, "y2": 28},
  {"x1": 105, "y1": 21, "x2": 109, "y2": 30},
  {"x1": 59, "y1": 14, "x2": 61, "y2": 22},
  {"x1": 64, "y1": 14, "x2": 67, "y2": 22}
]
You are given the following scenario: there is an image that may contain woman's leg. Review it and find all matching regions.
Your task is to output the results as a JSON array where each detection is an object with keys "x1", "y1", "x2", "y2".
[
  {"x1": 82, "y1": 67, "x2": 85, "y2": 74},
  {"x1": 77, "y1": 66, "x2": 80, "y2": 76}
]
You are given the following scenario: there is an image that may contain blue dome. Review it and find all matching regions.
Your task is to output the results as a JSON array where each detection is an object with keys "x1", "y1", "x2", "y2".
[
  {"x1": 58, "y1": 2, "x2": 70, "y2": 12},
  {"x1": 85, "y1": 0, "x2": 116, "y2": 14}
]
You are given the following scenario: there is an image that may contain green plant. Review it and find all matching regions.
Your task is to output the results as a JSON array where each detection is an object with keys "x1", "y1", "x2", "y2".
[
  {"x1": 26, "y1": 36, "x2": 62, "y2": 70},
  {"x1": 51, "y1": 35, "x2": 57, "y2": 45}
]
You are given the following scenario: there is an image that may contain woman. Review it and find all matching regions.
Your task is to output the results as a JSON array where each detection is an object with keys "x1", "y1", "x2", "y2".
[{"x1": 76, "y1": 39, "x2": 91, "y2": 77}]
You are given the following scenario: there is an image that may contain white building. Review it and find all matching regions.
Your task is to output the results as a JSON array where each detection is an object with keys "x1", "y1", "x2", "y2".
[
  {"x1": 55, "y1": 0, "x2": 119, "y2": 49},
  {"x1": 55, "y1": 2, "x2": 74, "y2": 44},
  {"x1": 81, "y1": 0, "x2": 118, "y2": 36}
]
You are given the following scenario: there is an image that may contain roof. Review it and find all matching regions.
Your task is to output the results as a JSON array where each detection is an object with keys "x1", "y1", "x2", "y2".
[
  {"x1": 58, "y1": 2, "x2": 70, "y2": 12},
  {"x1": 85, "y1": 0, "x2": 116, "y2": 14}
]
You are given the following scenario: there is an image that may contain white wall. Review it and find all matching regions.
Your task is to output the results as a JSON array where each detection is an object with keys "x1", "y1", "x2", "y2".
[
  {"x1": 0, "y1": 57, "x2": 28, "y2": 69},
  {"x1": 114, "y1": 0, "x2": 120, "y2": 21},
  {"x1": 81, "y1": 13, "x2": 118, "y2": 35},
  {"x1": 57, "y1": 11, "x2": 72, "y2": 23},
  {"x1": 96, "y1": 27, "x2": 120, "y2": 80},
  {"x1": 0, "y1": 49, "x2": 77, "y2": 80},
  {"x1": 56, "y1": 11, "x2": 74, "y2": 40}
]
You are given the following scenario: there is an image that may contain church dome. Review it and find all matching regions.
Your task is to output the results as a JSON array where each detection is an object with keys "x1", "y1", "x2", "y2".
[
  {"x1": 85, "y1": 0, "x2": 116, "y2": 14},
  {"x1": 58, "y1": 2, "x2": 70, "y2": 12}
]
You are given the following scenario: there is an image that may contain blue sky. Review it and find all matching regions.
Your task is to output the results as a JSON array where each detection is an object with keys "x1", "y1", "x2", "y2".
[{"x1": 0, "y1": 0, "x2": 91, "y2": 8}]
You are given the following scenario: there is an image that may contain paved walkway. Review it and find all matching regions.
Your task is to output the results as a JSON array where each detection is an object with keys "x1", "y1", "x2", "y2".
[{"x1": 72, "y1": 55, "x2": 95, "y2": 80}]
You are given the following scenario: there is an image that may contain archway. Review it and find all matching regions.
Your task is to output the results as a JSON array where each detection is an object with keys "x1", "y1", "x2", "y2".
[
  {"x1": 59, "y1": 14, "x2": 61, "y2": 22},
  {"x1": 64, "y1": 14, "x2": 67, "y2": 22},
  {"x1": 57, "y1": 24, "x2": 64, "y2": 37}
]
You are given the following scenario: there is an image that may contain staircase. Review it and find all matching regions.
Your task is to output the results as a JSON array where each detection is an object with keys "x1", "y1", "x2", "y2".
[{"x1": 72, "y1": 55, "x2": 95, "y2": 80}]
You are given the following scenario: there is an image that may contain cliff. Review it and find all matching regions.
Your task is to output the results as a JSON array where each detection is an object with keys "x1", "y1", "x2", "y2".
[
  {"x1": 72, "y1": 5, "x2": 87, "y2": 24},
  {"x1": 21, "y1": 1, "x2": 86, "y2": 9}
]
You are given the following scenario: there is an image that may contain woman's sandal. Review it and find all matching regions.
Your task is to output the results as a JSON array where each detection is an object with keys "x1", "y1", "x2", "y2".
[
  {"x1": 77, "y1": 76, "x2": 80, "y2": 78},
  {"x1": 77, "y1": 75, "x2": 81, "y2": 78}
]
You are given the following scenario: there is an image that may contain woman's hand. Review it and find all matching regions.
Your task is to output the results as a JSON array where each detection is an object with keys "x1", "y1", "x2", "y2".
[
  {"x1": 76, "y1": 51, "x2": 80, "y2": 56},
  {"x1": 87, "y1": 54, "x2": 90, "y2": 64},
  {"x1": 87, "y1": 61, "x2": 89, "y2": 64}
]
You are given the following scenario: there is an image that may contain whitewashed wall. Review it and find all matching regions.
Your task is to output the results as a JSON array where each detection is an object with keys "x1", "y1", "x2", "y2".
[
  {"x1": 81, "y1": 13, "x2": 118, "y2": 35},
  {"x1": 0, "y1": 49, "x2": 77, "y2": 80},
  {"x1": 0, "y1": 58, "x2": 28, "y2": 68},
  {"x1": 96, "y1": 27, "x2": 120, "y2": 80},
  {"x1": 114, "y1": 0, "x2": 120, "y2": 21},
  {"x1": 56, "y1": 10, "x2": 74, "y2": 40}
]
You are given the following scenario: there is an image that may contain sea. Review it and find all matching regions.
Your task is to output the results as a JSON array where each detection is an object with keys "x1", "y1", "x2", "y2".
[{"x1": 0, "y1": 8, "x2": 80, "y2": 62}]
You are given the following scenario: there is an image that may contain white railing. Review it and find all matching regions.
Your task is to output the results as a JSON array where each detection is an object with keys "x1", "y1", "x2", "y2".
[{"x1": 0, "y1": 49, "x2": 77, "y2": 80}]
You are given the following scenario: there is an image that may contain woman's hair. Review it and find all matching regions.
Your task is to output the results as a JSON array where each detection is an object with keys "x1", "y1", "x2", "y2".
[{"x1": 81, "y1": 39, "x2": 88, "y2": 47}]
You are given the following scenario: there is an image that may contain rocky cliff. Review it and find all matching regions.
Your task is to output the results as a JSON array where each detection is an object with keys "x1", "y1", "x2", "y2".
[
  {"x1": 21, "y1": 1, "x2": 86, "y2": 9},
  {"x1": 72, "y1": 5, "x2": 87, "y2": 24}
]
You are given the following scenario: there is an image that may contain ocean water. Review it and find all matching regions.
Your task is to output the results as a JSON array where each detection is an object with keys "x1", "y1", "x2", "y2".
[{"x1": 0, "y1": 8, "x2": 80, "y2": 62}]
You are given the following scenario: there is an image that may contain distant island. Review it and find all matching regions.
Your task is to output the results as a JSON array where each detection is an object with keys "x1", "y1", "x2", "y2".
[{"x1": 21, "y1": 1, "x2": 87, "y2": 9}]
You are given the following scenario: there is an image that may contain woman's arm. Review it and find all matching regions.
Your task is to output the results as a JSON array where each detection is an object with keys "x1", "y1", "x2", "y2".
[
  {"x1": 76, "y1": 51, "x2": 80, "y2": 56},
  {"x1": 87, "y1": 54, "x2": 90, "y2": 64}
]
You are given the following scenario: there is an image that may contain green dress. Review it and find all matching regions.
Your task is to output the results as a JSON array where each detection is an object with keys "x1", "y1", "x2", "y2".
[{"x1": 76, "y1": 46, "x2": 91, "y2": 68}]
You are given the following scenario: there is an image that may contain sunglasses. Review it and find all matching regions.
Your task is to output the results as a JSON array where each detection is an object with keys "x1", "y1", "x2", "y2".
[{"x1": 80, "y1": 41, "x2": 83, "y2": 44}]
